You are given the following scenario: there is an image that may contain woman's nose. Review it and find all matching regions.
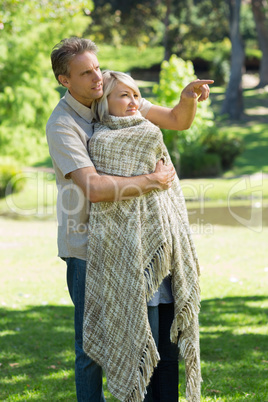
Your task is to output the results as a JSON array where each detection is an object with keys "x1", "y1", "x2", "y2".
[{"x1": 130, "y1": 96, "x2": 138, "y2": 105}]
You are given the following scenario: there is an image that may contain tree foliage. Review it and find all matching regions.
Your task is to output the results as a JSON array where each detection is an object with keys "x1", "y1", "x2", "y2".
[
  {"x1": 162, "y1": 0, "x2": 230, "y2": 59},
  {"x1": 0, "y1": 0, "x2": 93, "y2": 164},
  {"x1": 0, "y1": 0, "x2": 92, "y2": 30},
  {"x1": 0, "y1": 0, "x2": 265, "y2": 166},
  {"x1": 86, "y1": 0, "x2": 231, "y2": 53},
  {"x1": 86, "y1": 0, "x2": 163, "y2": 47}
]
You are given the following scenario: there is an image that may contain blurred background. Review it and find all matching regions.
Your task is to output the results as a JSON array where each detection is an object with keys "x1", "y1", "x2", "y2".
[{"x1": 0, "y1": 1, "x2": 267, "y2": 401}]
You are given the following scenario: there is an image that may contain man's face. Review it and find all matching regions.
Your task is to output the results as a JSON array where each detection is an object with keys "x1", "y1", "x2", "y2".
[{"x1": 59, "y1": 51, "x2": 103, "y2": 107}]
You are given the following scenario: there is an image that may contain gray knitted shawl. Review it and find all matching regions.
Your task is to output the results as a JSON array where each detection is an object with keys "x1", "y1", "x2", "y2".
[{"x1": 83, "y1": 113, "x2": 201, "y2": 401}]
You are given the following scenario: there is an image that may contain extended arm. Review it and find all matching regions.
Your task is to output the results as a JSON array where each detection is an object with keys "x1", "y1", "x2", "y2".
[
  {"x1": 70, "y1": 160, "x2": 175, "y2": 203},
  {"x1": 146, "y1": 79, "x2": 214, "y2": 130}
]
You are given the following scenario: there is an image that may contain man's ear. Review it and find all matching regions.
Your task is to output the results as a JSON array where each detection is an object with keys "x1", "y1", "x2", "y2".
[{"x1": 58, "y1": 75, "x2": 70, "y2": 88}]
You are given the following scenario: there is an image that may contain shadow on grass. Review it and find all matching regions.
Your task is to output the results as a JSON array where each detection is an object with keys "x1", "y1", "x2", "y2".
[
  {"x1": 200, "y1": 296, "x2": 268, "y2": 401},
  {"x1": 0, "y1": 305, "x2": 76, "y2": 401},
  {"x1": 1, "y1": 298, "x2": 267, "y2": 401},
  {"x1": 232, "y1": 125, "x2": 268, "y2": 175}
]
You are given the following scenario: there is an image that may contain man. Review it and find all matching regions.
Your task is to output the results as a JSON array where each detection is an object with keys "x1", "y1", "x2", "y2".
[{"x1": 46, "y1": 36, "x2": 213, "y2": 401}]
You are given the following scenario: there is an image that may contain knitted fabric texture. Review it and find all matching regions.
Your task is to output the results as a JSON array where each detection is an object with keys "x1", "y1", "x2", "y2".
[{"x1": 83, "y1": 113, "x2": 201, "y2": 401}]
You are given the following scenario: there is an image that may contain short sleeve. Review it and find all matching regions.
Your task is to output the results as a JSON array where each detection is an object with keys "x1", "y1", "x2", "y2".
[
  {"x1": 46, "y1": 122, "x2": 94, "y2": 179},
  {"x1": 139, "y1": 98, "x2": 153, "y2": 118}
]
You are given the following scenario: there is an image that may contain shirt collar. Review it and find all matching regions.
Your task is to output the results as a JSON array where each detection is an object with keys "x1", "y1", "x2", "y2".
[{"x1": 64, "y1": 90, "x2": 93, "y2": 123}]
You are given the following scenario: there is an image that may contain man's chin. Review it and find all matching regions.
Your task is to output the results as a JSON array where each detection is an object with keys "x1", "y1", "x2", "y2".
[{"x1": 93, "y1": 89, "x2": 103, "y2": 99}]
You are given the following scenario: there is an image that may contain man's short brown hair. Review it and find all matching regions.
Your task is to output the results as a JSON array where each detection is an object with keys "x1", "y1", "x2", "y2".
[{"x1": 51, "y1": 37, "x2": 98, "y2": 85}]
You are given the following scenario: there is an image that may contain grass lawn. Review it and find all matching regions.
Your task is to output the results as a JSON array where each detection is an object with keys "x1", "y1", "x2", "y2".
[
  {"x1": 97, "y1": 45, "x2": 164, "y2": 72},
  {"x1": 0, "y1": 218, "x2": 267, "y2": 401}
]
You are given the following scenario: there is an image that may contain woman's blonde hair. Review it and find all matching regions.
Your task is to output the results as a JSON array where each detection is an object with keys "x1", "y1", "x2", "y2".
[{"x1": 92, "y1": 70, "x2": 141, "y2": 122}]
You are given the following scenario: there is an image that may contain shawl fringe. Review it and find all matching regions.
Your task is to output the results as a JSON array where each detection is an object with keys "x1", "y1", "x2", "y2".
[
  {"x1": 126, "y1": 332, "x2": 160, "y2": 402},
  {"x1": 170, "y1": 282, "x2": 201, "y2": 402},
  {"x1": 181, "y1": 335, "x2": 202, "y2": 402},
  {"x1": 144, "y1": 242, "x2": 172, "y2": 302},
  {"x1": 171, "y1": 282, "x2": 201, "y2": 340}
]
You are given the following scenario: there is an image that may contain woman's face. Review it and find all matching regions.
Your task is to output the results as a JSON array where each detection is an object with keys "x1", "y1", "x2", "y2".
[{"x1": 107, "y1": 82, "x2": 139, "y2": 117}]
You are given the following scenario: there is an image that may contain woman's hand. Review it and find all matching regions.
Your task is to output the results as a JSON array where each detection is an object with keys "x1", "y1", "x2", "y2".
[{"x1": 180, "y1": 79, "x2": 214, "y2": 102}]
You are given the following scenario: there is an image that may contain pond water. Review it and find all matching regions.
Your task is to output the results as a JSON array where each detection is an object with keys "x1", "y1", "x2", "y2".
[{"x1": 187, "y1": 204, "x2": 268, "y2": 228}]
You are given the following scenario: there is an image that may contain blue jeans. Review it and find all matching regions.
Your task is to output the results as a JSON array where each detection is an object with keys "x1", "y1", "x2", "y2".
[
  {"x1": 66, "y1": 257, "x2": 105, "y2": 402},
  {"x1": 145, "y1": 304, "x2": 179, "y2": 402},
  {"x1": 66, "y1": 258, "x2": 178, "y2": 402}
]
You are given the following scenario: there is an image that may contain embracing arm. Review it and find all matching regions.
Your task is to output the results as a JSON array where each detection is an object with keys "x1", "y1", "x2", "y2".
[
  {"x1": 47, "y1": 119, "x2": 175, "y2": 204},
  {"x1": 146, "y1": 79, "x2": 214, "y2": 130},
  {"x1": 70, "y1": 160, "x2": 175, "y2": 203}
]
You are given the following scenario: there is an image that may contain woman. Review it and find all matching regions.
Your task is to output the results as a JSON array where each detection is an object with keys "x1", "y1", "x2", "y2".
[{"x1": 83, "y1": 71, "x2": 201, "y2": 402}]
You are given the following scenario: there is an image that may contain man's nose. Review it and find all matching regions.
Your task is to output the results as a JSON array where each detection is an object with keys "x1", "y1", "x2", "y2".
[{"x1": 93, "y1": 70, "x2": 102, "y2": 81}]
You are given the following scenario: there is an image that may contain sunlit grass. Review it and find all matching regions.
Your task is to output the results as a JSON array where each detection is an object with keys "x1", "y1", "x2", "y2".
[
  {"x1": 0, "y1": 219, "x2": 267, "y2": 401},
  {"x1": 97, "y1": 44, "x2": 164, "y2": 72},
  {"x1": 0, "y1": 170, "x2": 57, "y2": 219}
]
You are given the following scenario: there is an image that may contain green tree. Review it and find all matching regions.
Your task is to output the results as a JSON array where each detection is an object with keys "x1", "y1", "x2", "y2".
[
  {"x1": 251, "y1": 0, "x2": 268, "y2": 87},
  {"x1": 86, "y1": 0, "x2": 163, "y2": 47},
  {"x1": 0, "y1": 0, "x2": 93, "y2": 164},
  {"x1": 0, "y1": 0, "x2": 92, "y2": 31},
  {"x1": 221, "y1": 0, "x2": 245, "y2": 119}
]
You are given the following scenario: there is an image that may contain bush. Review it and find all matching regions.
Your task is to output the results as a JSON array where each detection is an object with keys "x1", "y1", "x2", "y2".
[
  {"x1": 0, "y1": 159, "x2": 26, "y2": 198},
  {"x1": 153, "y1": 55, "x2": 219, "y2": 174},
  {"x1": 180, "y1": 149, "x2": 221, "y2": 179},
  {"x1": 0, "y1": 124, "x2": 50, "y2": 165},
  {"x1": 201, "y1": 130, "x2": 244, "y2": 170}
]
